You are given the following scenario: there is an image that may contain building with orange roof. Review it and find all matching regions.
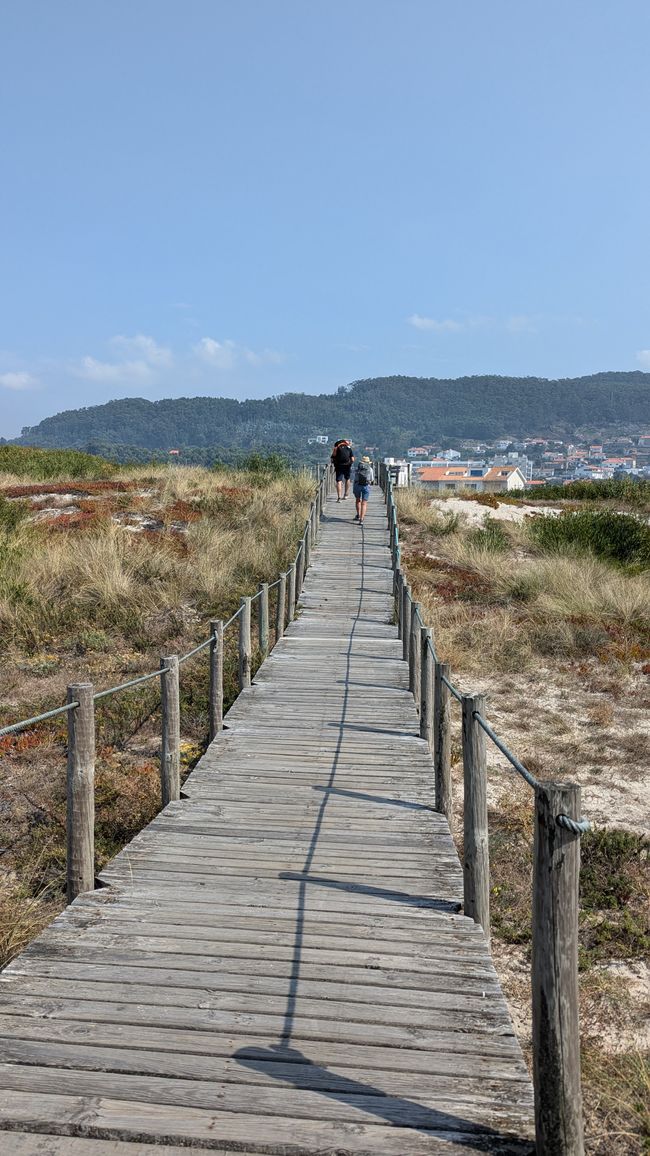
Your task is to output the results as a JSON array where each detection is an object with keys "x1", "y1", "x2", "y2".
[{"x1": 417, "y1": 464, "x2": 526, "y2": 493}]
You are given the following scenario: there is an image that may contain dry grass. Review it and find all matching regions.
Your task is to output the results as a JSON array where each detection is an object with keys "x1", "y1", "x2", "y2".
[
  {"x1": 399, "y1": 489, "x2": 650, "y2": 1154},
  {"x1": 0, "y1": 463, "x2": 314, "y2": 969}
]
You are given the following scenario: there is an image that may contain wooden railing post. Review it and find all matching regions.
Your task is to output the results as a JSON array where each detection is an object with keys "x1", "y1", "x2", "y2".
[
  {"x1": 532, "y1": 782, "x2": 584, "y2": 1156},
  {"x1": 276, "y1": 571, "x2": 287, "y2": 640},
  {"x1": 409, "y1": 602, "x2": 421, "y2": 709},
  {"x1": 238, "y1": 596, "x2": 252, "y2": 690},
  {"x1": 461, "y1": 692, "x2": 490, "y2": 944},
  {"x1": 295, "y1": 543, "x2": 304, "y2": 603},
  {"x1": 209, "y1": 619, "x2": 224, "y2": 741},
  {"x1": 160, "y1": 655, "x2": 181, "y2": 807},
  {"x1": 402, "y1": 584, "x2": 412, "y2": 664},
  {"x1": 304, "y1": 527, "x2": 311, "y2": 572},
  {"x1": 420, "y1": 627, "x2": 433, "y2": 751},
  {"x1": 258, "y1": 582, "x2": 269, "y2": 659},
  {"x1": 395, "y1": 569, "x2": 404, "y2": 636},
  {"x1": 66, "y1": 683, "x2": 95, "y2": 903},
  {"x1": 434, "y1": 662, "x2": 452, "y2": 825},
  {"x1": 287, "y1": 561, "x2": 297, "y2": 621}
]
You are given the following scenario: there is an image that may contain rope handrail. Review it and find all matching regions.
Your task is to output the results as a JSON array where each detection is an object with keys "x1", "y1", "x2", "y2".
[
  {"x1": 473, "y1": 710, "x2": 541, "y2": 790},
  {"x1": 0, "y1": 700, "x2": 79, "y2": 739},
  {"x1": 1, "y1": 572, "x2": 284, "y2": 733},
  {"x1": 0, "y1": 475, "x2": 324, "y2": 742},
  {"x1": 93, "y1": 668, "x2": 162, "y2": 700},
  {"x1": 442, "y1": 672, "x2": 463, "y2": 702}
]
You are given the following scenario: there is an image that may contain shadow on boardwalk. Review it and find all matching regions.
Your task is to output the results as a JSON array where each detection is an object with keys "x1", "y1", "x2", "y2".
[{"x1": 234, "y1": 1044, "x2": 532, "y2": 1152}]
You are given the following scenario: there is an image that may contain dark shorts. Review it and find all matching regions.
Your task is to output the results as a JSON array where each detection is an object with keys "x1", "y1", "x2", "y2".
[
  {"x1": 353, "y1": 483, "x2": 370, "y2": 501},
  {"x1": 335, "y1": 467, "x2": 352, "y2": 482}
]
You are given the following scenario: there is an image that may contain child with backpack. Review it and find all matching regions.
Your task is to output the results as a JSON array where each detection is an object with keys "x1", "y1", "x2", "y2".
[{"x1": 353, "y1": 456, "x2": 374, "y2": 525}]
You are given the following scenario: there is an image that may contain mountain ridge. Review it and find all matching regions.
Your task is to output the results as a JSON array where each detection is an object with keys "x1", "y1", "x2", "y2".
[{"x1": 12, "y1": 371, "x2": 650, "y2": 459}]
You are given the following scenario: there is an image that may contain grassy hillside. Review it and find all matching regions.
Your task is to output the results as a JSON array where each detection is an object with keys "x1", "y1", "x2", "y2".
[{"x1": 13, "y1": 371, "x2": 650, "y2": 459}]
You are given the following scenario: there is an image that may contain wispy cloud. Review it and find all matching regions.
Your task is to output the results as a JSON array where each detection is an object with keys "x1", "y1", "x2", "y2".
[
  {"x1": 636, "y1": 349, "x2": 650, "y2": 368},
  {"x1": 408, "y1": 314, "x2": 463, "y2": 332},
  {"x1": 0, "y1": 371, "x2": 39, "y2": 391},
  {"x1": 193, "y1": 336, "x2": 284, "y2": 369},
  {"x1": 74, "y1": 356, "x2": 155, "y2": 384},
  {"x1": 109, "y1": 334, "x2": 173, "y2": 367},
  {"x1": 73, "y1": 333, "x2": 173, "y2": 384},
  {"x1": 408, "y1": 312, "x2": 539, "y2": 334}
]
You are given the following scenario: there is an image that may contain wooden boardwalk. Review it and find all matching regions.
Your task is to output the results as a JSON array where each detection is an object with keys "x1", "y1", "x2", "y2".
[{"x1": 0, "y1": 487, "x2": 535, "y2": 1154}]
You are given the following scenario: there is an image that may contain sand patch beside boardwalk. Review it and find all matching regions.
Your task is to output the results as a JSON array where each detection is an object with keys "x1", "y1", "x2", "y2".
[{"x1": 428, "y1": 496, "x2": 561, "y2": 524}]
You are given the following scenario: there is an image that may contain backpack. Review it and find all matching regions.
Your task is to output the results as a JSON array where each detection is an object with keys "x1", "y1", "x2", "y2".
[
  {"x1": 335, "y1": 444, "x2": 353, "y2": 467},
  {"x1": 356, "y1": 462, "x2": 371, "y2": 486}
]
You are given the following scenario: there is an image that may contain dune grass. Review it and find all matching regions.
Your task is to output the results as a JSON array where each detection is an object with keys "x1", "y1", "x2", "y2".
[
  {"x1": 398, "y1": 486, "x2": 650, "y2": 1154},
  {"x1": 0, "y1": 459, "x2": 315, "y2": 967}
]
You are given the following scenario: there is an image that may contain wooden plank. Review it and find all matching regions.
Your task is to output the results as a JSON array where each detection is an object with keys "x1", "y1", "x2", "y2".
[{"x1": 0, "y1": 1091, "x2": 535, "y2": 1155}]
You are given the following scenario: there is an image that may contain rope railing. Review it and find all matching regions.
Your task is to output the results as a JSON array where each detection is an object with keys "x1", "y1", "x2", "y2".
[
  {"x1": 379, "y1": 459, "x2": 589, "y2": 1156},
  {"x1": 0, "y1": 701, "x2": 79, "y2": 739},
  {"x1": 0, "y1": 463, "x2": 332, "y2": 906}
]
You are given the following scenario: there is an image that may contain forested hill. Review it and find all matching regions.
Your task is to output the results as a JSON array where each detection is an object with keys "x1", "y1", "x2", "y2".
[{"x1": 14, "y1": 372, "x2": 650, "y2": 459}]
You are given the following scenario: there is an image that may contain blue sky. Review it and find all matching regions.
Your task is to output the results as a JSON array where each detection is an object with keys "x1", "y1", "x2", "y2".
[{"x1": 1, "y1": 0, "x2": 649, "y2": 437}]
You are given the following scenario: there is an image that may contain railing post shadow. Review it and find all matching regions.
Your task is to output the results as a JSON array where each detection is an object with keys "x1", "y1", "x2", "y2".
[
  {"x1": 461, "y1": 692, "x2": 490, "y2": 945},
  {"x1": 66, "y1": 683, "x2": 95, "y2": 903},
  {"x1": 532, "y1": 781, "x2": 585, "y2": 1156},
  {"x1": 160, "y1": 655, "x2": 180, "y2": 806},
  {"x1": 209, "y1": 619, "x2": 224, "y2": 741}
]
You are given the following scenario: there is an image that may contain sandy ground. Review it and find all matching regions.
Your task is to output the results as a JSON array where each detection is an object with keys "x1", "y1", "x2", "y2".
[{"x1": 430, "y1": 496, "x2": 561, "y2": 525}]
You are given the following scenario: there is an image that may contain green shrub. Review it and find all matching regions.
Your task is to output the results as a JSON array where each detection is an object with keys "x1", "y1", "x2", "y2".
[
  {"x1": 234, "y1": 452, "x2": 290, "y2": 478},
  {"x1": 467, "y1": 517, "x2": 510, "y2": 552},
  {"x1": 580, "y1": 829, "x2": 648, "y2": 911},
  {"x1": 528, "y1": 509, "x2": 650, "y2": 568},
  {"x1": 0, "y1": 495, "x2": 29, "y2": 534},
  {"x1": 0, "y1": 445, "x2": 116, "y2": 480},
  {"x1": 530, "y1": 478, "x2": 650, "y2": 507}
]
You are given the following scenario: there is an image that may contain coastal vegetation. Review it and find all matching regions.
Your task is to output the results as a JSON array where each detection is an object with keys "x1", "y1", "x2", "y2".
[
  {"x1": 0, "y1": 453, "x2": 313, "y2": 967},
  {"x1": 397, "y1": 486, "x2": 649, "y2": 1155}
]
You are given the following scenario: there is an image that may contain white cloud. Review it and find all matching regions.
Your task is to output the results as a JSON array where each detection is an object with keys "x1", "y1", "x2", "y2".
[
  {"x1": 408, "y1": 314, "x2": 463, "y2": 332},
  {"x1": 194, "y1": 337, "x2": 284, "y2": 369},
  {"x1": 194, "y1": 337, "x2": 238, "y2": 369},
  {"x1": 110, "y1": 334, "x2": 173, "y2": 367},
  {"x1": 0, "y1": 371, "x2": 39, "y2": 391},
  {"x1": 74, "y1": 356, "x2": 155, "y2": 384},
  {"x1": 636, "y1": 350, "x2": 650, "y2": 368}
]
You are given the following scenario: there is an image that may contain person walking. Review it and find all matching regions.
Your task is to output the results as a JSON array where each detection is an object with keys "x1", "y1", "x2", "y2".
[
  {"x1": 331, "y1": 439, "x2": 354, "y2": 502},
  {"x1": 352, "y1": 456, "x2": 374, "y2": 525}
]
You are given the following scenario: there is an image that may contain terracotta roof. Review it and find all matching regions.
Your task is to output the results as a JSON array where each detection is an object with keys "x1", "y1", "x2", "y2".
[
  {"x1": 483, "y1": 466, "x2": 522, "y2": 480},
  {"x1": 417, "y1": 465, "x2": 523, "y2": 483}
]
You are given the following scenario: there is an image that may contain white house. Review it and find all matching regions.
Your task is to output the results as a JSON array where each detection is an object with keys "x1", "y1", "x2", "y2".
[{"x1": 417, "y1": 464, "x2": 526, "y2": 493}]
